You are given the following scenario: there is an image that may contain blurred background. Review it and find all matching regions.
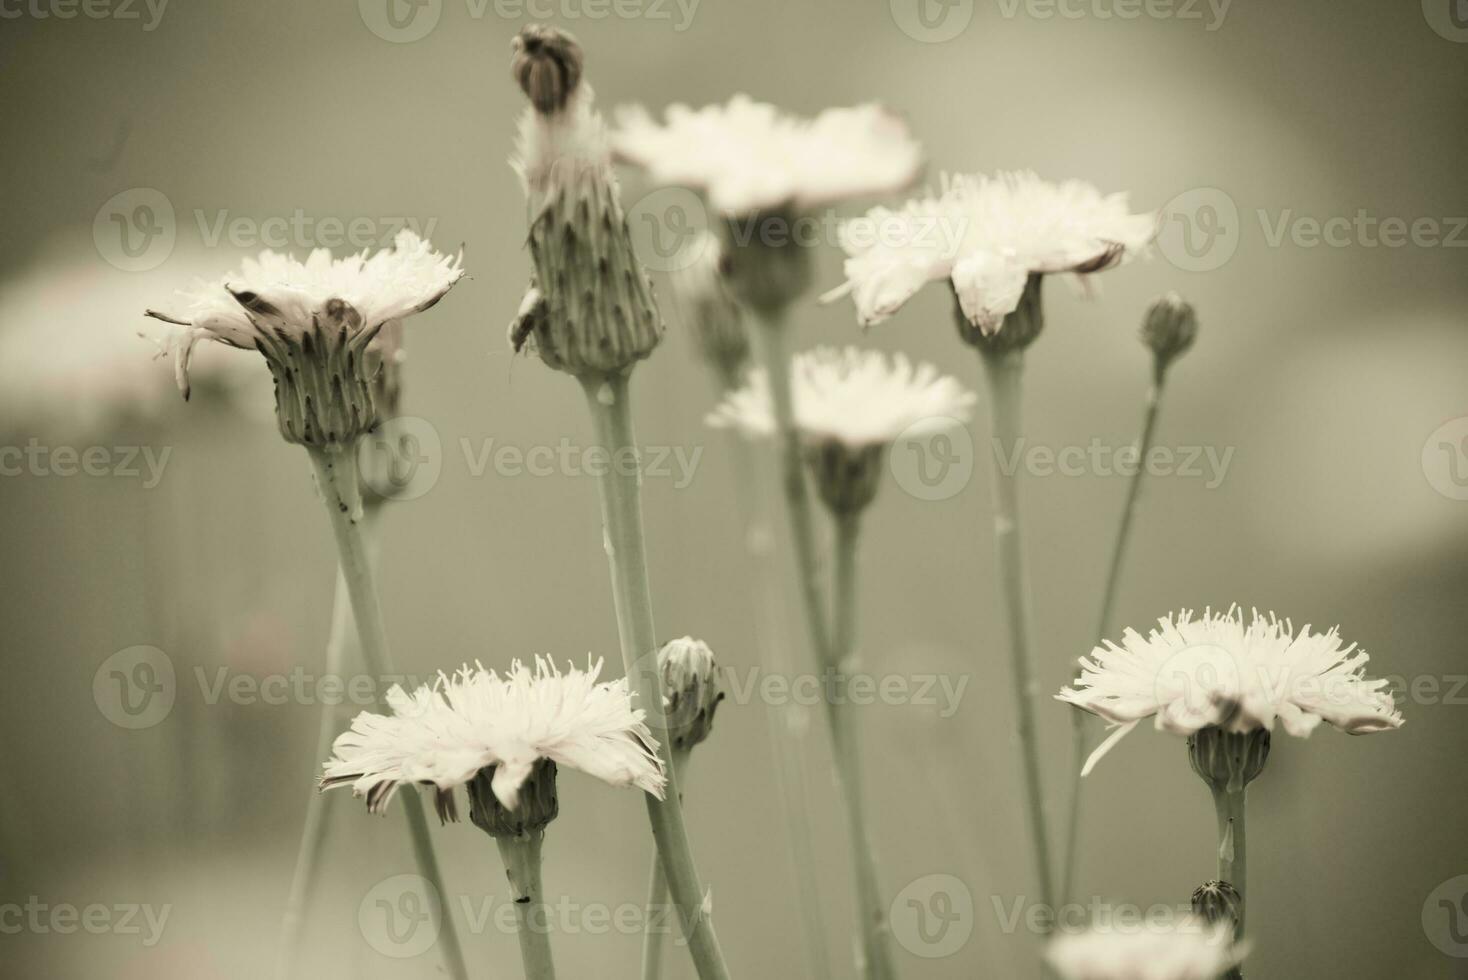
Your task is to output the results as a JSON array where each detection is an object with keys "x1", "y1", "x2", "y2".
[{"x1": 2, "y1": 1, "x2": 1466, "y2": 977}]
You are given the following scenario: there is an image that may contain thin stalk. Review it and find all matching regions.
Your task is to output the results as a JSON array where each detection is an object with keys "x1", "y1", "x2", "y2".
[
  {"x1": 828, "y1": 512, "x2": 895, "y2": 980},
  {"x1": 306, "y1": 445, "x2": 470, "y2": 980},
  {"x1": 726, "y1": 432, "x2": 832, "y2": 980},
  {"x1": 751, "y1": 315, "x2": 893, "y2": 980},
  {"x1": 978, "y1": 349, "x2": 1055, "y2": 924},
  {"x1": 497, "y1": 833, "x2": 557, "y2": 980},
  {"x1": 642, "y1": 747, "x2": 690, "y2": 980},
  {"x1": 277, "y1": 561, "x2": 355, "y2": 980},
  {"x1": 1060, "y1": 371, "x2": 1168, "y2": 905},
  {"x1": 578, "y1": 373, "x2": 733, "y2": 980},
  {"x1": 1210, "y1": 785, "x2": 1248, "y2": 937},
  {"x1": 751, "y1": 318, "x2": 832, "y2": 664}
]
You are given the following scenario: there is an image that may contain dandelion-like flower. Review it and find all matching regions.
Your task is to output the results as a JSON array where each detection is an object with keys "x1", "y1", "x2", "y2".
[
  {"x1": 1045, "y1": 920, "x2": 1243, "y2": 980},
  {"x1": 1057, "y1": 607, "x2": 1403, "y2": 775},
  {"x1": 145, "y1": 230, "x2": 463, "y2": 446},
  {"x1": 826, "y1": 171, "x2": 1156, "y2": 340},
  {"x1": 321, "y1": 658, "x2": 666, "y2": 832},
  {"x1": 612, "y1": 95, "x2": 922, "y2": 216},
  {"x1": 709, "y1": 346, "x2": 973, "y2": 513},
  {"x1": 709, "y1": 345, "x2": 973, "y2": 448}
]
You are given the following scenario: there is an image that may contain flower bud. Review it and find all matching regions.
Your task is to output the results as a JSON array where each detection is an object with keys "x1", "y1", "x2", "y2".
[
  {"x1": 658, "y1": 637, "x2": 724, "y2": 751},
  {"x1": 511, "y1": 31, "x2": 664, "y2": 379},
  {"x1": 467, "y1": 760, "x2": 560, "y2": 838},
  {"x1": 1141, "y1": 292, "x2": 1198, "y2": 372},
  {"x1": 511, "y1": 24, "x2": 583, "y2": 116},
  {"x1": 954, "y1": 273, "x2": 1044, "y2": 356},
  {"x1": 1188, "y1": 726, "x2": 1270, "y2": 794},
  {"x1": 1191, "y1": 879, "x2": 1243, "y2": 941},
  {"x1": 805, "y1": 440, "x2": 885, "y2": 516}
]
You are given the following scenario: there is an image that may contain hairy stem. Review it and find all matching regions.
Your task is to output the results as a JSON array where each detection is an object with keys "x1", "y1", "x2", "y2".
[{"x1": 1211, "y1": 785, "x2": 1248, "y2": 937}]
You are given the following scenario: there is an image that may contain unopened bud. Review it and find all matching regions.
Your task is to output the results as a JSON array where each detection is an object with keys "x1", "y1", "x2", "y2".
[
  {"x1": 805, "y1": 440, "x2": 885, "y2": 516},
  {"x1": 1141, "y1": 292, "x2": 1198, "y2": 372},
  {"x1": 659, "y1": 637, "x2": 724, "y2": 751},
  {"x1": 1191, "y1": 879, "x2": 1243, "y2": 941},
  {"x1": 511, "y1": 25, "x2": 583, "y2": 115}
]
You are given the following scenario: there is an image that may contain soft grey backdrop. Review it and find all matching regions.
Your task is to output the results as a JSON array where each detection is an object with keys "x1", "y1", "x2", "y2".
[{"x1": 1, "y1": 1, "x2": 1466, "y2": 977}]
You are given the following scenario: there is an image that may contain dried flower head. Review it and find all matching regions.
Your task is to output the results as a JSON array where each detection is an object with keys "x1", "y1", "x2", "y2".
[
  {"x1": 1057, "y1": 607, "x2": 1403, "y2": 775},
  {"x1": 826, "y1": 172, "x2": 1155, "y2": 339},
  {"x1": 321, "y1": 658, "x2": 666, "y2": 826}
]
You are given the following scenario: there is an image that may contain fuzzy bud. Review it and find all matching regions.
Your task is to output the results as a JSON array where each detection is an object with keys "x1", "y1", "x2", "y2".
[
  {"x1": 467, "y1": 760, "x2": 560, "y2": 839},
  {"x1": 658, "y1": 637, "x2": 724, "y2": 752},
  {"x1": 1141, "y1": 292, "x2": 1198, "y2": 373},
  {"x1": 1188, "y1": 726, "x2": 1271, "y2": 794},
  {"x1": 511, "y1": 25, "x2": 583, "y2": 115},
  {"x1": 805, "y1": 440, "x2": 885, "y2": 517},
  {"x1": 955, "y1": 273, "x2": 1044, "y2": 356}
]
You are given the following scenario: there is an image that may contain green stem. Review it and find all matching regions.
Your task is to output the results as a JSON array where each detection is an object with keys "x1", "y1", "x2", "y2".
[
  {"x1": 726, "y1": 433, "x2": 832, "y2": 980},
  {"x1": 751, "y1": 318, "x2": 832, "y2": 665},
  {"x1": 978, "y1": 349, "x2": 1055, "y2": 925},
  {"x1": 751, "y1": 316, "x2": 893, "y2": 980},
  {"x1": 1060, "y1": 373, "x2": 1167, "y2": 906},
  {"x1": 1210, "y1": 785, "x2": 1248, "y2": 937},
  {"x1": 829, "y1": 512, "x2": 895, "y2": 980},
  {"x1": 497, "y1": 833, "x2": 557, "y2": 980},
  {"x1": 277, "y1": 561, "x2": 354, "y2": 980},
  {"x1": 305, "y1": 445, "x2": 470, "y2": 980},
  {"x1": 578, "y1": 374, "x2": 733, "y2": 980},
  {"x1": 642, "y1": 747, "x2": 690, "y2": 980}
]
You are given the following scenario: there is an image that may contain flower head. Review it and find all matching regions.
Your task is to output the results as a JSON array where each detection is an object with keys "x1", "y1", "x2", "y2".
[
  {"x1": 612, "y1": 95, "x2": 922, "y2": 216},
  {"x1": 144, "y1": 231, "x2": 462, "y2": 446},
  {"x1": 826, "y1": 171, "x2": 1155, "y2": 336},
  {"x1": 707, "y1": 346, "x2": 974, "y2": 449},
  {"x1": 321, "y1": 658, "x2": 666, "y2": 823},
  {"x1": 1057, "y1": 607, "x2": 1403, "y2": 775},
  {"x1": 1045, "y1": 920, "x2": 1243, "y2": 980}
]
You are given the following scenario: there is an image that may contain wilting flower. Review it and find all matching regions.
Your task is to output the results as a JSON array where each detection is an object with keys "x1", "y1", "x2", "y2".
[
  {"x1": 709, "y1": 346, "x2": 973, "y2": 513},
  {"x1": 1046, "y1": 920, "x2": 1243, "y2": 980},
  {"x1": 146, "y1": 230, "x2": 462, "y2": 399},
  {"x1": 612, "y1": 95, "x2": 922, "y2": 216},
  {"x1": 321, "y1": 658, "x2": 666, "y2": 821},
  {"x1": 1057, "y1": 607, "x2": 1404, "y2": 775},
  {"x1": 826, "y1": 171, "x2": 1156, "y2": 335},
  {"x1": 508, "y1": 25, "x2": 662, "y2": 378}
]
